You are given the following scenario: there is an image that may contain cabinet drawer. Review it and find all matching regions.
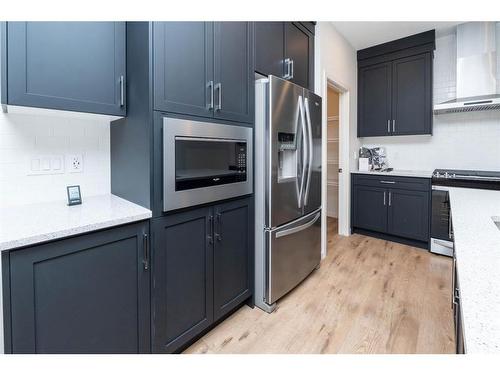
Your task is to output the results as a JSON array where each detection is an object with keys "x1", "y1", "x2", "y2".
[{"x1": 352, "y1": 173, "x2": 430, "y2": 192}]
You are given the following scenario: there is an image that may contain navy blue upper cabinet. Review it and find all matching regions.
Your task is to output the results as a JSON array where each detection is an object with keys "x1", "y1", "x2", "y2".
[
  {"x1": 284, "y1": 22, "x2": 313, "y2": 90},
  {"x1": 357, "y1": 30, "x2": 435, "y2": 138},
  {"x1": 254, "y1": 22, "x2": 285, "y2": 78},
  {"x1": 254, "y1": 22, "x2": 314, "y2": 91},
  {"x1": 358, "y1": 62, "x2": 393, "y2": 137},
  {"x1": 3, "y1": 22, "x2": 126, "y2": 116},
  {"x1": 391, "y1": 53, "x2": 432, "y2": 135},
  {"x1": 153, "y1": 22, "x2": 254, "y2": 124},
  {"x1": 213, "y1": 22, "x2": 254, "y2": 124},
  {"x1": 5, "y1": 221, "x2": 150, "y2": 354},
  {"x1": 153, "y1": 22, "x2": 214, "y2": 118}
]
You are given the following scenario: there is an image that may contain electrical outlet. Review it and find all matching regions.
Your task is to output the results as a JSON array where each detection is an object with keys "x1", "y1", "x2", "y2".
[{"x1": 68, "y1": 154, "x2": 84, "y2": 173}]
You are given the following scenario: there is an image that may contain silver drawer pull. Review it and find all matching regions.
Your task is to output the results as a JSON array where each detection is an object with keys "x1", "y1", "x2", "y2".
[{"x1": 380, "y1": 180, "x2": 396, "y2": 184}]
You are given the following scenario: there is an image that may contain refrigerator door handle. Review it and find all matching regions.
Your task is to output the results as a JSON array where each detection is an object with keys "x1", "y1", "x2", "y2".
[
  {"x1": 303, "y1": 97, "x2": 314, "y2": 206},
  {"x1": 275, "y1": 211, "x2": 321, "y2": 238},
  {"x1": 298, "y1": 96, "x2": 308, "y2": 209}
]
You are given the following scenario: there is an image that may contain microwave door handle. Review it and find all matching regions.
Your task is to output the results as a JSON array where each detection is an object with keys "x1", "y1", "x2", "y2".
[
  {"x1": 298, "y1": 96, "x2": 308, "y2": 208},
  {"x1": 303, "y1": 97, "x2": 313, "y2": 206}
]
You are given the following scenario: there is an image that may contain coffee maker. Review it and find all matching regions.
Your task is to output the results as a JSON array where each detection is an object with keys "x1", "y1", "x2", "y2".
[{"x1": 359, "y1": 147, "x2": 390, "y2": 171}]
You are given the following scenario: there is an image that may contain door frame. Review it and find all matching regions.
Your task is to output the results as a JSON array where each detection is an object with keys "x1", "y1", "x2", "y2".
[{"x1": 319, "y1": 72, "x2": 350, "y2": 258}]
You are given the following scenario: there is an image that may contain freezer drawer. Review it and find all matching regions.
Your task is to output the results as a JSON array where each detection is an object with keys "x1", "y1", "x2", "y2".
[{"x1": 266, "y1": 209, "x2": 321, "y2": 304}]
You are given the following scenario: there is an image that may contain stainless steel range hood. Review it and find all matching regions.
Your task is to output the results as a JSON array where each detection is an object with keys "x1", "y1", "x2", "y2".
[{"x1": 434, "y1": 22, "x2": 500, "y2": 114}]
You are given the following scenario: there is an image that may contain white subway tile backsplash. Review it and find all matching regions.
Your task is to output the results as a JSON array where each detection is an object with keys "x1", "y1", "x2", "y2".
[{"x1": 0, "y1": 111, "x2": 111, "y2": 208}]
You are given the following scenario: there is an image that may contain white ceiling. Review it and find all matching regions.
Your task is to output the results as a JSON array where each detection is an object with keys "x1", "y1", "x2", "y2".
[{"x1": 331, "y1": 22, "x2": 463, "y2": 50}]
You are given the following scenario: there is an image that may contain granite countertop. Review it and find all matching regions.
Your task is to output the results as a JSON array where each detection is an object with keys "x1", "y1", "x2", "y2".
[
  {"x1": 0, "y1": 194, "x2": 152, "y2": 251},
  {"x1": 448, "y1": 187, "x2": 500, "y2": 353},
  {"x1": 352, "y1": 169, "x2": 433, "y2": 179}
]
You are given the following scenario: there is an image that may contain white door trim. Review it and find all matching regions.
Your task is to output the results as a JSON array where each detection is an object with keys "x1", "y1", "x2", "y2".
[{"x1": 320, "y1": 70, "x2": 351, "y2": 259}]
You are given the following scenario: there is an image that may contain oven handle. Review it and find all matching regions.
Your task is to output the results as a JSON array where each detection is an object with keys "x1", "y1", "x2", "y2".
[{"x1": 174, "y1": 136, "x2": 246, "y2": 143}]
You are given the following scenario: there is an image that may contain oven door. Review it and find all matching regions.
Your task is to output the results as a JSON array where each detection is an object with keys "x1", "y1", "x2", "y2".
[
  {"x1": 430, "y1": 186, "x2": 454, "y2": 256},
  {"x1": 163, "y1": 118, "x2": 253, "y2": 211}
]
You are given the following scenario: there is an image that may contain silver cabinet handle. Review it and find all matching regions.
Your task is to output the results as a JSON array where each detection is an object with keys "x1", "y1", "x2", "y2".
[
  {"x1": 208, "y1": 215, "x2": 214, "y2": 244},
  {"x1": 142, "y1": 233, "x2": 149, "y2": 270},
  {"x1": 290, "y1": 59, "x2": 294, "y2": 79},
  {"x1": 207, "y1": 81, "x2": 214, "y2": 110},
  {"x1": 388, "y1": 191, "x2": 392, "y2": 206},
  {"x1": 380, "y1": 180, "x2": 396, "y2": 184},
  {"x1": 215, "y1": 82, "x2": 222, "y2": 111},
  {"x1": 215, "y1": 213, "x2": 222, "y2": 241},
  {"x1": 387, "y1": 120, "x2": 390, "y2": 133},
  {"x1": 383, "y1": 191, "x2": 386, "y2": 206},
  {"x1": 284, "y1": 58, "x2": 292, "y2": 79},
  {"x1": 392, "y1": 119, "x2": 395, "y2": 132},
  {"x1": 119, "y1": 75, "x2": 124, "y2": 107}
]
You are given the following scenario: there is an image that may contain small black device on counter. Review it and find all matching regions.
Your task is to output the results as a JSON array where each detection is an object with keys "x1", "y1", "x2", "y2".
[{"x1": 67, "y1": 185, "x2": 82, "y2": 206}]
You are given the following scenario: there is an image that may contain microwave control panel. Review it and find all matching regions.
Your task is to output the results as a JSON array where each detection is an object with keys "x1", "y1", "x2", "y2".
[{"x1": 236, "y1": 143, "x2": 247, "y2": 172}]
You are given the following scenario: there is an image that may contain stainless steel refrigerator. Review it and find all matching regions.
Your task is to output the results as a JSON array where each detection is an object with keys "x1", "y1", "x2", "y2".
[{"x1": 254, "y1": 75, "x2": 322, "y2": 313}]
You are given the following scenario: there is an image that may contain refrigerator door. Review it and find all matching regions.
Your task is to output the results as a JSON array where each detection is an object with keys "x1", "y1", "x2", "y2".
[
  {"x1": 303, "y1": 90, "x2": 323, "y2": 215},
  {"x1": 266, "y1": 208, "x2": 321, "y2": 304},
  {"x1": 268, "y1": 76, "x2": 307, "y2": 228}
]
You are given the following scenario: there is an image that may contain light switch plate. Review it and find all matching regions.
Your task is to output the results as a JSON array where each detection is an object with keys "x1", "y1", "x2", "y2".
[{"x1": 28, "y1": 155, "x2": 65, "y2": 175}]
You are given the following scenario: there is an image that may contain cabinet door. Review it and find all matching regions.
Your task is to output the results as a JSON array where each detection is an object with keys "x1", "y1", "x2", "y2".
[
  {"x1": 6, "y1": 22, "x2": 126, "y2": 116},
  {"x1": 8, "y1": 222, "x2": 150, "y2": 354},
  {"x1": 254, "y1": 22, "x2": 285, "y2": 78},
  {"x1": 213, "y1": 198, "x2": 253, "y2": 321},
  {"x1": 213, "y1": 22, "x2": 254, "y2": 124},
  {"x1": 151, "y1": 207, "x2": 213, "y2": 353},
  {"x1": 352, "y1": 185, "x2": 388, "y2": 233},
  {"x1": 153, "y1": 22, "x2": 214, "y2": 118},
  {"x1": 388, "y1": 189, "x2": 430, "y2": 241},
  {"x1": 391, "y1": 53, "x2": 432, "y2": 135},
  {"x1": 358, "y1": 62, "x2": 392, "y2": 137},
  {"x1": 284, "y1": 22, "x2": 312, "y2": 89}
]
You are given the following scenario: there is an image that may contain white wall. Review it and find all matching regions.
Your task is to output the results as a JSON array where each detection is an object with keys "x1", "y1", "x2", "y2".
[
  {"x1": 360, "y1": 33, "x2": 500, "y2": 172},
  {"x1": 0, "y1": 110, "x2": 111, "y2": 208},
  {"x1": 315, "y1": 22, "x2": 359, "y2": 246}
]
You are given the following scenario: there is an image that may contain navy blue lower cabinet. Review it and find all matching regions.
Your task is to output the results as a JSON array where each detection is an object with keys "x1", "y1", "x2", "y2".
[
  {"x1": 5, "y1": 221, "x2": 150, "y2": 354},
  {"x1": 213, "y1": 198, "x2": 253, "y2": 321},
  {"x1": 352, "y1": 185, "x2": 388, "y2": 233},
  {"x1": 151, "y1": 197, "x2": 253, "y2": 353},
  {"x1": 151, "y1": 207, "x2": 214, "y2": 354},
  {"x1": 351, "y1": 174, "x2": 431, "y2": 247},
  {"x1": 387, "y1": 189, "x2": 430, "y2": 241}
]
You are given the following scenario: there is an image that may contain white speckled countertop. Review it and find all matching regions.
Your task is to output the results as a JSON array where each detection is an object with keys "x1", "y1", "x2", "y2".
[
  {"x1": 352, "y1": 169, "x2": 433, "y2": 179},
  {"x1": 0, "y1": 194, "x2": 152, "y2": 251},
  {"x1": 448, "y1": 187, "x2": 500, "y2": 353}
]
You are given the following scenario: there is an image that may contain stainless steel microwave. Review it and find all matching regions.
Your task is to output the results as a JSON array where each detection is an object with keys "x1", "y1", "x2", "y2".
[{"x1": 163, "y1": 117, "x2": 253, "y2": 211}]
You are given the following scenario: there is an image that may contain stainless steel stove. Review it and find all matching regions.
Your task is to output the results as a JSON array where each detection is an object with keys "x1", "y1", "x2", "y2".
[
  {"x1": 430, "y1": 169, "x2": 500, "y2": 257},
  {"x1": 432, "y1": 169, "x2": 500, "y2": 189}
]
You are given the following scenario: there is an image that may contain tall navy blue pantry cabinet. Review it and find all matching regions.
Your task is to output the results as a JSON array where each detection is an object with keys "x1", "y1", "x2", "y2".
[{"x1": 1, "y1": 22, "x2": 126, "y2": 116}]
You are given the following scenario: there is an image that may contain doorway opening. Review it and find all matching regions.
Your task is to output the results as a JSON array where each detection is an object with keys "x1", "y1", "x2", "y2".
[{"x1": 326, "y1": 84, "x2": 340, "y2": 236}]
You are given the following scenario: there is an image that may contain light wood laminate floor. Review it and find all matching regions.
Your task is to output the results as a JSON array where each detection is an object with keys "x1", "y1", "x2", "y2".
[{"x1": 185, "y1": 218, "x2": 455, "y2": 354}]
